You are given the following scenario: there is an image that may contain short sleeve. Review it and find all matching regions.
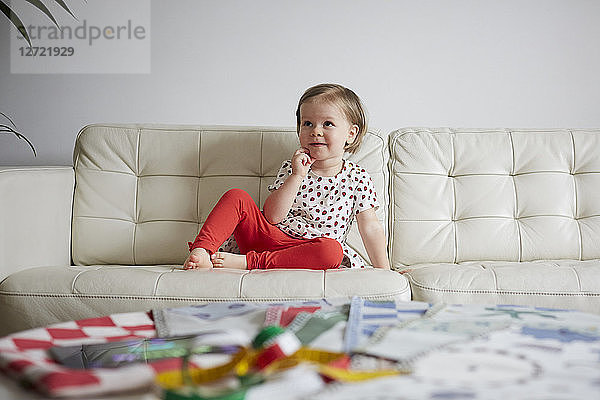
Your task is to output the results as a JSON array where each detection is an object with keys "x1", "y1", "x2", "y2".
[
  {"x1": 268, "y1": 160, "x2": 292, "y2": 192},
  {"x1": 353, "y1": 169, "x2": 380, "y2": 215}
]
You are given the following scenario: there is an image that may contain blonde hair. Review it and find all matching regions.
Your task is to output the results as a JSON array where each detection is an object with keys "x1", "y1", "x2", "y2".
[{"x1": 295, "y1": 83, "x2": 368, "y2": 154}]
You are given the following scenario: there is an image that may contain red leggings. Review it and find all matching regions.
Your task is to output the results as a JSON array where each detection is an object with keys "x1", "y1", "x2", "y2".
[{"x1": 188, "y1": 189, "x2": 343, "y2": 270}]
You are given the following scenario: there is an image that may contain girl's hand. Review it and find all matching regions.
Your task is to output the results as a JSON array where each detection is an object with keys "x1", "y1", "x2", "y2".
[
  {"x1": 291, "y1": 148, "x2": 315, "y2": 177},
  {"x1": 263, "y1": 151, "x2": 309, "y2": 224}
]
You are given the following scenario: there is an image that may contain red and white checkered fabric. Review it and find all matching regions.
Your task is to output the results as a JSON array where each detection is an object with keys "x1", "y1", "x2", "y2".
[{"x1": 0, "y1": 311, "x2": 180, "y2": 397}]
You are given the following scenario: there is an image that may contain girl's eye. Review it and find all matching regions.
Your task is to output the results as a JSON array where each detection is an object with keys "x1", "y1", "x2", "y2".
[
  {"x1": 324, "y1": 121, "x2": 334, "y2": 127},
  {"x1": 302, "y1": 121, "x2": 312, "y2": 127}
]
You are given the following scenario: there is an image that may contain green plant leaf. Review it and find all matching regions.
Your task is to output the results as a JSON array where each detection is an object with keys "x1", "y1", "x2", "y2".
[
  {"x1": 0, "y1": 1, "x2": 32, "y2": 46},
  {"x1": 0, "y1": 111, "x2": 17, "y2": 129},
  {"x1": 52, "y1": 0, "x2": 76, "y2": 19},
  {"x1": 23, "y1": 0, "x2": 59, "y2": 27},
  {"x1": 0, "y1": 124, "x2": 37, "y2": 157}
]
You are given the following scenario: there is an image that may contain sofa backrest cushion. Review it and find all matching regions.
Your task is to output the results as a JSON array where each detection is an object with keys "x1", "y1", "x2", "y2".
[
  {"x1": 389, "y1": 128, "x2": 600, "y2": 267},
  {"x1": 72, "y1": 124, "x2": 388, "y2": 266}
]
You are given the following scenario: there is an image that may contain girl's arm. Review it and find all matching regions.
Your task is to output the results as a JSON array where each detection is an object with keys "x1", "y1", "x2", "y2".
[
  {"x1": 263, "y1": 173, "x2": 303, "y2": 223},
  {"x1": 263, "y1": 148, "x2": 314, "y2": 224},
  {"x1": 356, "y1": 208, "x2": 390, "y2": 269}
]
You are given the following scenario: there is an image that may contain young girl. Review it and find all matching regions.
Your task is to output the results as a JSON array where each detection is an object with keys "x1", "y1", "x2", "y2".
[{"x1": 183, "y1": 83, "x2": 389, "y2": 270}]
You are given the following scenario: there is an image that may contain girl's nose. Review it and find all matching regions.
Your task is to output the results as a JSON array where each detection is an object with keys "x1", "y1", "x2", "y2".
[{"x1": 311, "y1": 129, "x2": 323, "y2": 137}]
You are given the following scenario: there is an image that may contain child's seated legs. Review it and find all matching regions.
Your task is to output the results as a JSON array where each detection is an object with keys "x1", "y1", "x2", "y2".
[
  {"x1": 244, "y1": 236, "x2": 343, "y2": 270},
  {"x1": 189, "y1": 188, "x2": 343, "y2": 270},
  {"x1": 212, "y1": 236, "x2": 343, "y2": 270},
  {"x1": 189, "y1": 188, "x2": 258, "y2": 254}
]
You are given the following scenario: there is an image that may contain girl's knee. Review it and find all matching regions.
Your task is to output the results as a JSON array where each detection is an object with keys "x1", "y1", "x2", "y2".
[
  {"x1": 222, "y1": 188, "x2": 253, "y2": 203},
  {"x1": 317, "y1": 237, "x2": 343, "y2": 268},
  {"x1": 223, "y1": 188, "x2": 249, "y2": 197}
]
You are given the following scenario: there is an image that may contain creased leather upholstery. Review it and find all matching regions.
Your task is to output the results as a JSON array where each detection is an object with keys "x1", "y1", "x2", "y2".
[
  {"x1": 391, "y1": 128, "x2": 600, "y2": 312},
  {"x1": 71, "y1": 125, "x2": 389, "y2": 265}
]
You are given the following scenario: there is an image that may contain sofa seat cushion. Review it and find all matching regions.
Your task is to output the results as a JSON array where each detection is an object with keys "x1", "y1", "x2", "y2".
[
  {"x1": 400, "y1": 259, "x2": 600, "y2": 313},
  {"x1": 0, "y1": 266, "x2": 410, "y2": 335}
]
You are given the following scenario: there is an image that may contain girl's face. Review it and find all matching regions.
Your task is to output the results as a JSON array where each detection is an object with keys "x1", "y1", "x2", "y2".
[{"x1": 298, "y1": 100, "x2": 358, "y2": 165}]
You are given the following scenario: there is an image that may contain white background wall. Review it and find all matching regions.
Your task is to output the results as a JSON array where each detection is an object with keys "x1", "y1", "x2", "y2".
[{"x1": 1, "y1": 0, "x2": 600, "y2": 166}]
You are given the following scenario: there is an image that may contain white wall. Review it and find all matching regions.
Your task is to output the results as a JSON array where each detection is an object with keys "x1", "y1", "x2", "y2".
[{"x1": 1, "y1": 0, "x2": 600, "y2": 166}]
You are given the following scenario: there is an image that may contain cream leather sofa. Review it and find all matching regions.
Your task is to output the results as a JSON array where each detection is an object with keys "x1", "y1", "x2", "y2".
[
  {"x1": 391, "y1": 128, "x2": 600, "y2": 314},
  {"x1": 1, "y1": 125, "x2": 599, "y2": 336},
  {"x1": 0, "y1": 125, "x2": 409, "y2": 335}
]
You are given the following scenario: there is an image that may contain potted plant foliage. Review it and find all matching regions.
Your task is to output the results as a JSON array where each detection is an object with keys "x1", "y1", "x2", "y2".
[{"x1": 1, "y1": 0, "x2": 78, "y2": 157}]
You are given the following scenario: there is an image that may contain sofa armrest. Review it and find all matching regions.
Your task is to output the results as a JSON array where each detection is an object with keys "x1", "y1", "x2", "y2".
[{"x1": 0, "y1": 167, "x2": 75, "y2": 281}]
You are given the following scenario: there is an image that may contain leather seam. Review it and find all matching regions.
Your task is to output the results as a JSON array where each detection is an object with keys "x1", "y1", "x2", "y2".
[
  {"x1": 259, "y1": 131, "x2": 264, "y2": 206},
  {"x1": 508, "y1": 130, "x2": 523, "y2": 262},
  {"x1": 73, "y1": 216, "x2": 209, "y2": 227},
  {"x1": 76, "y1": 168, "x2": 594, "y2": 179},
  {"x1": 564, "y1": 262, "x2": 582, "y2": 292},
  {"x1": 70, "y1": 267, "x2": 102, "y2": 294},
  {"x1": 408, "y1": 281, "x2": 600, "y2": 297},
  {"x1": 197, "y1": 130, "x2": 202, "y2": 230},
  {"x1": 489, "y1": 265, "x2": 499, "y2": 291},
  {"x1": 0, "y1": 291, "x2": 409, "y2": 301},
  {"x1": 133, "y1": 128, "x2": 141, "y2": 265},
  {"x1": 393, "y1": 215, "x2": 600, "y2": 222},
  {"x1": 153, "y1": 271, "x2": 166, "y2": 296},
  {"x1": 569, "y1": 130, "x2": 583, "y2": 260},
  {"x1": 75, "y1": 166, "x2": 136, "y2": 176},
  {"x1": 452, "y1": 177, "x2": 457, "y2": 264},
  {"x1": 395, "y1": 170, "x2": 584, "y2": 178},
  {"x1": 389, "y1": 131, "x2": 398, "y2": 267},
  {"x1": 74, "y1": 166, "x2": 280, "y2": 179},
  {"x1": 450, "y1": 129, "x2": 457, "y2": 263},
  {"x1": 238, "y1": 271, "x2": 246, "y2": 297}
]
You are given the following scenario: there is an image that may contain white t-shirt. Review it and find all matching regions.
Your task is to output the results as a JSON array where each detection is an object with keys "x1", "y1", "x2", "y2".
[{"x1": 267, "y1": 159, "x2": 379, "y2": 268}]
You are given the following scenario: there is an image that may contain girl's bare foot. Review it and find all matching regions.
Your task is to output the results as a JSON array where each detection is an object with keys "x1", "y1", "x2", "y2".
[
  {"x1": 183, "y1": 248, "x2": 213, "y2": 270},
  {"x1": 211, "y1": 252, "x2": 247, "y2": 269}
]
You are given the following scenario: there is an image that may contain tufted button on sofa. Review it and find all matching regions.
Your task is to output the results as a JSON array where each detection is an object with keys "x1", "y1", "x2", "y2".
[
  {"x1": 1, "y1": 125, "x2": 599, "y2": 336},
  {"x1": 0, "y1": 125, "x2": 409, "y2": 335},
  {"x1": 391, "y1": 128, "x2": 600, "y2": 313}
]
